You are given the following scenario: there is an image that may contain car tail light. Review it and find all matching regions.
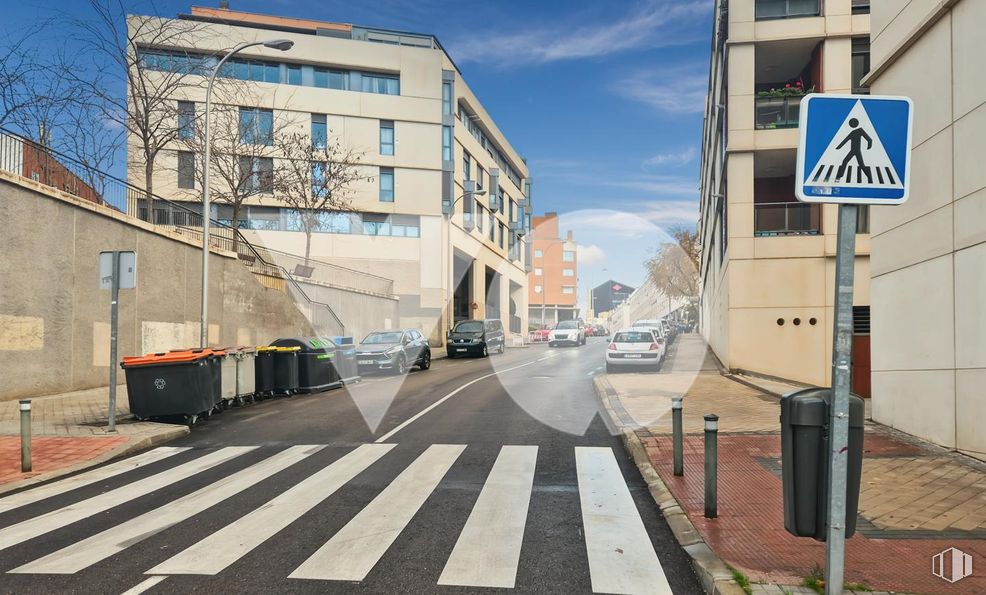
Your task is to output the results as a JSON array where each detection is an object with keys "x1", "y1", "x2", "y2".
[
  {"x1": 607, "y1": 343, "x2": 617, "y2": 351},
  {"x1": 649, "y1": 343, "x2": 660, "y2": 351}
]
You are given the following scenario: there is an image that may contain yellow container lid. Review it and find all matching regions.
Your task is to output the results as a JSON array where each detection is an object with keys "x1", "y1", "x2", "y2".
[{"x1": 272, "y1": 346, "x2": 301, "y2": 352}]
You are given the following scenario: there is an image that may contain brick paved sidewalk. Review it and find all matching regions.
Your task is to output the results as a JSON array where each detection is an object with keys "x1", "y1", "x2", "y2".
[
  {"x1": 0, "y1": 385, "x2": 188, "y2": 492},
  {"x1": 601, "y1": 334, "x2": 986, "y2": 595}
]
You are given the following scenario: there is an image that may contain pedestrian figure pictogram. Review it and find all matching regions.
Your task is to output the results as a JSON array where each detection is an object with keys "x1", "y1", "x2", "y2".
[{"x1": 835, "y1": 118, "x2": 872, "y2": 183}]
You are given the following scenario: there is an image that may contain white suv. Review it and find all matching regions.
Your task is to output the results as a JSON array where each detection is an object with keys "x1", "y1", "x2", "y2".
[{"x1": 549, "y1": 320, "x2": 586, "y2": 347}]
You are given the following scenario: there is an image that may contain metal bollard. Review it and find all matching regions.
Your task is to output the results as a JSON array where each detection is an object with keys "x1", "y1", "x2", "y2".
[
  {"x1": 20, "y1": 400, "x2": 32, "y2": 473},
  {"x1": 672, "y1": 396, "x2": 684, "y2": 476},
  {"x1": 704, "y1": 413, "x2": 719, "y2": 519}
]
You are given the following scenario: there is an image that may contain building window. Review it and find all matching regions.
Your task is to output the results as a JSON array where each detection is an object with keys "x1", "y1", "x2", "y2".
[
  {"x1": 476, "y1": 166, "x2": 484, "y2": 190},
  {"x1": 311, "y1": 114, "x2": 327, "y2": 149},
  {"x1": 535, "y1": 249, "x2": 543, "y2": 258},
  {"x1": 239, "y1": 107, "x2": 273, "y2": 145},
  {"x1": 379, "y1": 167, "x2": 394, "y2": 202},
  {"x1": 509, "y1": 200, "x2": 516, "y2": 223},
  {"x1": 314, "y1": 68, "x2": 347, "y2": 90},
  {"x1": 226, "y1": 58, "x2": 280, "y2": 83},
  {"x1": 311, "y1": 161, "x2": 327, "y2": 198},
  {"x1": 177, "y1": 101, "x2": 195, "y2": 140},
  {"x1": 442, "y1": 125, "x2": 452, "y2": 161},
  {"x1": 463, "y1": 153, "x2": 471, "y2": 180},
  {"x1": 534, "y1": 268, "x2": 543, "y2": 276},
  {"x1": 851, "y1": 0, "x2": 870, "y2": 15},
  {"x1": 380, "y1": 120, "x2": 395, "y2": 155},
  {"x1": 562, "y1": 286, "x2": 575, "y2": 295},
  {"x1": 361, "y1": 73, "x2": 400, "y2": 95},
  {"x1": 755, "y1": 0, "x2": 820, "y2": 21},
  {"x1": 562, "y1": 250, "x2": 575, "y2": 262},
  {"x1": 362, "y1": 213, "x2": 391, "y2": 236},
  {"x1": 177, "y1": 151, "x2": 195, "y2": 189},
  {"x1": 857, "y1": 205, "x2": 870, "y2": 234},
  {"x1": 852, "y1": 38, "x2": 871, "y2": 94},
  {"x1": 499, "y1": 223, "x2": 505, "y2": 248},
  {"x1": 287, "y1": 64, "x2": 302, "y2": 85},
  {"x1": 534, "y1": 284, "x2": 542, "y2": 293},
  {"x1": 498, "y1": 189, "x2": 506, "y2": 214},
  {"x1": 239, "y1": 156, "x2": 273, "y2": 193},
  {"x1": 391, "y1": 214, "x2": 420, "y2": 237},
  {"x1": 442, "y1": 81, "x2": 452, "y2": 115},
  {"x1": 563, "y1": 269, "x2": 574, "y2": 277},
  {"x1": 489, "y1": 212, "x2": 495, "y2": 241}
]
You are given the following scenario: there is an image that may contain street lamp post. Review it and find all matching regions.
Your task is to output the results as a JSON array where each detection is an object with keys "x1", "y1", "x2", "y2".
[
  {"x1": 200, "y1": 39, "x2": 294, "y2": 347},
  {"x1": 444, "y1": 185, "x2": 487, "y2": 335}
]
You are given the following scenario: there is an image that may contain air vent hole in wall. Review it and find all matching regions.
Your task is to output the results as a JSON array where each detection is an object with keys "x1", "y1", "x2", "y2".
[{"x1": 776, "y1": 318, "x2": 785, "y2": 326}]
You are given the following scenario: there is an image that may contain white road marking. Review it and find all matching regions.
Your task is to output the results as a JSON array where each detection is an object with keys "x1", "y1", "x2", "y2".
[
  {"x1": 576, "y1": 447, "x2": 672, "y2": 595},
  {"x1": 11, "y1": 446, "x2": 323, "y2": 574},
  {"x1": 289, "y1": 444, "x2": 465, "y2": 582},
  {"x1": 374, "y1": 355, "x2": 553, "y2": 443},
  {"x1": 147, "y1": 443, "x2": 395, "y2": 576},
  {"x1": 0, "y1": 447, "x2": 190, "y2": 514},
  {"x1": 438, "y1": 445, "x2": 537, "y2": 588},
  {"x1": 0, "y1": 446, "x2": 254, "y2": 552},
  {"x1": 119, "y1": 575, "x2": 167, "y2": 595}
]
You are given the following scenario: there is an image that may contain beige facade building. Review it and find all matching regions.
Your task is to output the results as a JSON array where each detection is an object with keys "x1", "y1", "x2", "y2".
[
  {"x1": 866, "y1": 0, "x2": 986, "y2": 459},
  {"x1": 698, "y1": 0, "x2": 873, "y2": 390},
  {"x1": 128, "y1": 6, "x2": 532, "y2": 344},
  {"x1": 528, "y1": 213, "x2": 578, "y2": 326}
]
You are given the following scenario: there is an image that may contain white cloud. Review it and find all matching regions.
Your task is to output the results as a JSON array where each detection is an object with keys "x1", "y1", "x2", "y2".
[
  {"x1": 577, "y1": 243, "x2": 607, "y2": 266},
  {"x1": 447, "y1": 0, "x2": 710, "y2": 67},
  {"x1": 644, "y1": 147, "x2": 697, "y2": 167},
  {"x1": 614, "y1": 67, "x2": 708, "y2": 114},
  {"x1": 639, "y1": 200, "x2": 699, "y2": 226}
]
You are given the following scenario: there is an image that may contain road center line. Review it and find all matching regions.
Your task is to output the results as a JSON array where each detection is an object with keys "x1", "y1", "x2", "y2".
[{"x1": 373, "y1": 354, "x2": 555, "y2": 443}]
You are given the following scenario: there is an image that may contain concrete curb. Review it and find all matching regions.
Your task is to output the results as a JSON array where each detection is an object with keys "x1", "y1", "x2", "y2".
[
  {"x1": 0, "y1": 424, "x2": 189, "y2": 496},
  {"x1": 592, "y1": 375, "x2": 747, "y2": 595}
]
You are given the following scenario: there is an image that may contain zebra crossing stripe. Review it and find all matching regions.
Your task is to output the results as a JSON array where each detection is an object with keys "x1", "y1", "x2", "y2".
[
  {"x1": 438, "y1": 445, "x2": 537, "y2": 588},
  {"x1": 0, "y1": 447, "x2": 190, "y2": 514},
  {"x1": 575, "y1": 447, "x2": 673, "y2": 595},
  {"x1": 146, "y1": 443, "x2": 396, "y2": 576},
  {"x1": 0, "y1": 446, "x2": 255, "y2": 552},
  {"x1": 289, "y1": 444, "x2": 466, "y2": 582},
  {"x1": 10, "y1": 446, "x2": 324, "y2": 574}
]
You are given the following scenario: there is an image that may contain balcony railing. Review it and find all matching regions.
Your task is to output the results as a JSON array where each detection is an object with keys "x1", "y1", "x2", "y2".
[
  {"x1": 755, "y1": 0, "x2": 821, "y2": 20},
  {"x1": 755, "y1": 96, "x2": 802, "y2": 130},
  {"x1": 754, "y1": 202, "x2": 821, "y2": 236}
]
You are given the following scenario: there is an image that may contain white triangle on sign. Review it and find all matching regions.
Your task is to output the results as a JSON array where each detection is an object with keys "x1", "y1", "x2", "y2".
[{"x1": 807, "y1": 100, "x2": 903, "y2": 189}]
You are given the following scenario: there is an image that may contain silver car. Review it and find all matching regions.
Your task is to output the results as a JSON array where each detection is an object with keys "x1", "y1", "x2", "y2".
[
  {"x1": 356, "y1": 329, "x2": 432, "y2": 375},
  {"x1": 606, "y1": 329, "x2": 665, "y2": 372}
]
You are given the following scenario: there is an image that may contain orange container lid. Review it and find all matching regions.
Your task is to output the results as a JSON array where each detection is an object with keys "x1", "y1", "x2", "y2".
[{"x1": 122, "y1": 350, "x2": 214, "y2": 367}]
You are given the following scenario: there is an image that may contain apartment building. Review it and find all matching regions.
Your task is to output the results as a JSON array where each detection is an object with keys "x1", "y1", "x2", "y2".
[
  {"x1": 128, "y1": 6, "x2": 532, "y2": 344},
  {"x1": 866, "y1": 0, "x2": 986, "y2": 459},
  {"x1": 528, "y1": 213, "x2": 578, "y2": 326},
  {"x1": 698, "y1": 0, "x2": 872, "y2": 389}
]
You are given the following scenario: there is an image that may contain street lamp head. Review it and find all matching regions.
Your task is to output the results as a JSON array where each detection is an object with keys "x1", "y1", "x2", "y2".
[
  {"x1": 263, "y1": 39, "x2": 294, "y2": 51},
  {"x1": 475, "y1": 190, "x2": 488, "y2": 196}
]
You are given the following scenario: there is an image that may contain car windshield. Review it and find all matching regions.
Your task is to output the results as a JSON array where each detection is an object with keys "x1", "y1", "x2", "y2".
[
  {"x1": 556, "y1": 321, "x2": 579, "y2": 329},
  {"x1": 362, "y1": 331, "x2": 403, "y2": 344},
  {"x1": 614, "y1": 331, "x2": 654, "y2": 343},
  {"x1": 454, "y1": 321, "x2": 483, "y2": 333}
]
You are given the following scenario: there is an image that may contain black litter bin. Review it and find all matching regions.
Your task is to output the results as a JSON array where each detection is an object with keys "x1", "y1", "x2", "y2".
[
  {"x1": 270, "y1": 346, "x2": 301, "y2": 396},
  {"x1": 254, "y1": 346, "x2": 277, "y2": 399},
  {"x1": 121, "y1": 350, "x2": 217, "y2": 424},
  {"x1": 330, "y1": 336, "x2": 360, "y2": 385},
  {"x1": 270, "y1": 338, "x2": 340, "y2": 393}
]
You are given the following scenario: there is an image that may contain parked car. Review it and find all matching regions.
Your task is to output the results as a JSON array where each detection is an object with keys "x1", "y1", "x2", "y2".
[
  {"x1": 595, "y1": 324, "x2": 610, "y2": 338},
  {"x1": 549, "y1": 319, "x2": 586, "y2": 347},
  {"x1": 606, "y1": 328, "x2": 665, "y2": 372},
  {"x1": 356, "y1": 329, "x2": 431, "y2": 375},
  {"x1": 447, "y1": 319, "x2": 505, "y2": 358},
  {"x1": 530, "y1": 324, "x2": 553, "y2": 343}
]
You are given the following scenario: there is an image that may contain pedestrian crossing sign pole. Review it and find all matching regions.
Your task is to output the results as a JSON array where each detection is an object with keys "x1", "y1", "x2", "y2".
[{"x1": 795, "y1": 94, "x2": 912, "y2": 595}]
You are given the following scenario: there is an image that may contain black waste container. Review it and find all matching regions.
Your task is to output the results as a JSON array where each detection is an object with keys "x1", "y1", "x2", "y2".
[
  {"x1": 270, "y1": 346, "x2": 301, "y2": 396},
  {"x1": 121, "y1": 350, "x2": 217, "y2": 423},
  {"x1": 270, "y1": 338, "x2": 340, "y2": 393},
  {"x1": 254, "y1": 346, "x2": 277, "y2": 399},
  {"x1": 170, "y1": 348, "x2": 223, "y2": 413},
  {"x1": 330, "y1": 336, "x2": 360, "y2": 385},
  {"x1": 781, "y1": 388, "x2": 865, "y2": 541}
]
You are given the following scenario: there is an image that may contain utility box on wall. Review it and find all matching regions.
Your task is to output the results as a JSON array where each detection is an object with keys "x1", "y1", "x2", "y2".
[{"x1": 781, "y1": 388, "x2": 865, "y2": 540}]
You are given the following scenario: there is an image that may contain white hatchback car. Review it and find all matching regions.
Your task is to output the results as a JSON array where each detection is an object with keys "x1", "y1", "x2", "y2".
[{"x1": 606, "y1": 328, "x2": 665, "y2": 372}]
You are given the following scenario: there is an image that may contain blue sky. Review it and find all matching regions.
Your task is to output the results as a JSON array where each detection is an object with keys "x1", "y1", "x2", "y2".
[{"x1": 7, "y1": 0, "x2": 713, "y2": 291}]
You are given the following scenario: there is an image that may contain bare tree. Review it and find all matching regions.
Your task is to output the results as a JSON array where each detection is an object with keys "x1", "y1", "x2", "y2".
[
  {"x1": 65, "y1": 1, "x2": 213, "y2": 218},
  {"x1": 276, "y1": 131, "x2": 372, "y2": 264},
  {"x1": 645, "y1": 226, "x2": 700, "y2": 301},
  {"x1": 0, "y1": 23, "x2": 48, "y2": 130}
]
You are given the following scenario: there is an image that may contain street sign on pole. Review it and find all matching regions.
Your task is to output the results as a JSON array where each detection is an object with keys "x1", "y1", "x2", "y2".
[
  {"x1": 796, "y1": 94, "x2": 912, "y2": 595},
  {"x1": 99, "y1": 251, "x2": 136, "y2": 432},
  {"x1": 796, "y1": 94, "x2": 913, "y2": 205}
]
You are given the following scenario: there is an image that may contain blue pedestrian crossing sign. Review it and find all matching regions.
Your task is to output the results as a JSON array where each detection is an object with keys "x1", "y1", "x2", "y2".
[{"x1": 796, "y1": 94, "x2": 913, "y2": 205}]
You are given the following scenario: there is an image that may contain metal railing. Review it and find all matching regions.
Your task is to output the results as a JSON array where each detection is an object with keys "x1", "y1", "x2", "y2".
[
  {"x1": 0, "y1": 127, "x2": 346, "y2": 335},
  {"x1": 754, "y1": 202, "x2": 821, "y2": 236},
  {"x1": 755, "y1": 96, "x2": 802, "y2": 130}
]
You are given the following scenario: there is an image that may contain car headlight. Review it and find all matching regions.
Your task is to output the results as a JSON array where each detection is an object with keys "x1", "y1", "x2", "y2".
[{"x1": 385, "y1": 347, "x2": 402, "y2": 356}]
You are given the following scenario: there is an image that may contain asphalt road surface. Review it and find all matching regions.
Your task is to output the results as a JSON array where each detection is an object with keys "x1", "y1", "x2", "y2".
[{"x1": 0, "y1": 338, "x2": 704, "y2": 594}]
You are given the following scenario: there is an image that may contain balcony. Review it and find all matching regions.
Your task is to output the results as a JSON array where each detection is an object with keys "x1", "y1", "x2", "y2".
[
  {"x1": 755, "y1": 203, "x2": 821, "y2": 237},
  {"x1": 755, "y1": 96, "x2": 802, "y2": 130},
  {"x1": 755, "y1": 0, "x2": 821, "y2": 21}
]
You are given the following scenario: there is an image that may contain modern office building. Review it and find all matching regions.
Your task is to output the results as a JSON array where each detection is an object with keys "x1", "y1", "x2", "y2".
[
  {"x1": 527, "y1": 213, "x2": 578, "y2": 326},
  {"x1": 866, "y1": 0, "x2": 985, "y2": 459},
  {"x1": 591, "y1": 280, "x2": 635, "y2": 318},
  {"x1": 698, "y1": 0, "x2": 873, "y2": 390},
  {"x1": 128, "y1": 6, "x2": 532, "y2": 344}
]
